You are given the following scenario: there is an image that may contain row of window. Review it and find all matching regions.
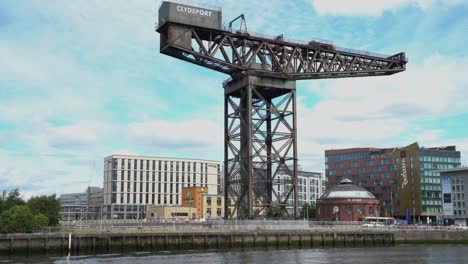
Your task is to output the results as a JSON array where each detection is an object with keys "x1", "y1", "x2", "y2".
[
  {"x1": 420, "y1": 185, "x2": 442, "y2": 191},
  {"x1": 454, "y1": 210, "x2": 466, "y2": 216},
  {"x1": 421, "y1": 163, "x2": 458, "y2": 170},
  {"x1": 110, "y1": 170, "x2": 210, "y2": 185},
  {"x1": 205, "y1": 197, "x2": 222, "y2": 206},
  {"x1": 419, "y1": 156, "x2": 460, "y2": 163},
  {"x1": 111, "y1": 193, "x2": 180, "y2": 205},
  {"x1": 111, "y1": 158, "x2": 218, "y2": 172},
  {"x1": 421, "y1": 200, "x2": 442, "y2": 206},
  {"x1": 422, "y1": 206, "x2": 441, "y2": 213},
  {"x1": 111, "y1": 181, "x2": 208, "y2": 194},
  {"x1": 206, "y1": 208, "x2": 222, "y2": 217},
  {"x1": 325, "y1": 151, "x2": 370, "y2": 163},
  {"x1": 329, "y1": 166, "x2": 396, "y2": 176}
]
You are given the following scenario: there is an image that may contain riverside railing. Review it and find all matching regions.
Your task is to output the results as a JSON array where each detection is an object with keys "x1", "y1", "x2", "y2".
[{"x1": 36, "y1": 220, "x2": 468, "y2": 234}]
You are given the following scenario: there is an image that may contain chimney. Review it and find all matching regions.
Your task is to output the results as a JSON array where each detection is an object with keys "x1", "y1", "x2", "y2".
[{"x1": 2, "y1": 190, "x2": 6, "y2": 201}]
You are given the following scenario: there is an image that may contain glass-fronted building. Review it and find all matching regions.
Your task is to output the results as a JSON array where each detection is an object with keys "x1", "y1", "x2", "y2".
[{"x1": 418, "y1": 146, "x2": 461, "y2": 216}]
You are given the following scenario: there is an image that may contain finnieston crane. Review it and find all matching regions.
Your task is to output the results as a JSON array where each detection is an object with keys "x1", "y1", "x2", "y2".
[{"x1": 156, "y1": 1, "x2": 407, "y2": 220}]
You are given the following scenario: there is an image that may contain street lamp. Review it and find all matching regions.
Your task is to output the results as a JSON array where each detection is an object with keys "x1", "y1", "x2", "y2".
[{"x1": 100, "y1": 204, "x2": 104, "y2": 233}]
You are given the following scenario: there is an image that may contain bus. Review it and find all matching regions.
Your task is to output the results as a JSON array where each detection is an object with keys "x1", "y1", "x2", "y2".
[{"x1": 362, "y1": 216, "x2": 395, "y2": 227}]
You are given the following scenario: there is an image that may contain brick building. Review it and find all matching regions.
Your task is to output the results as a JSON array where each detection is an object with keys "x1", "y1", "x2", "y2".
[{"x1": 316, "y1": 179, "x2": 380, "y2": 221}]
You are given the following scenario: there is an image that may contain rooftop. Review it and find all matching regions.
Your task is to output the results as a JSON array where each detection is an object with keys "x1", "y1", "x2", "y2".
[{"x1": 320, "y1": 178, "x2": 376, "y2": 199}]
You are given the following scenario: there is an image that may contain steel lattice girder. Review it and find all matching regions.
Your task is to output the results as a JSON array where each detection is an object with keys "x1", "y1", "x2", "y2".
[
  {"x1": 158, "y1": 22, "x2": 407, "y2": 80},
  {"x1": 224, "y1": 75, "x2": 298, "y2": 219}
]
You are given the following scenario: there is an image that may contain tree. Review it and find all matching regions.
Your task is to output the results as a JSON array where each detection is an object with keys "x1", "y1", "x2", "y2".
[
  {"x1": 27, "y1": 194, "x2": 61, "y2": 226},
  {"x1": 300, "y1": 203, "x2": 317, "y2": 220},
  {"x1": 0, "y1": 205, "x2": 33, "y2": 233},
  {"x1": 0, "y1": 209, "x2": 15, "y2": 233},
  {"x1": 31, "y1": 213, "x2": 49, "y2": 230},
  {"x1": 0, "y1": 189, "x2": 25, "y2": 214}
]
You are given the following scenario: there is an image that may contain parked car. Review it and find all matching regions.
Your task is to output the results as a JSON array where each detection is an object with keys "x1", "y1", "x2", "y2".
[
  {"x1": 362, "y1": 222, "x2": 385, "y2": 228},
  {"x1": 451, "y1": 224, "x2": 468, "y2": 230}
]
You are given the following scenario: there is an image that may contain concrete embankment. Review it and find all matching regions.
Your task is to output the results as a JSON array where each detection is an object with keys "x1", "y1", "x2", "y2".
[
  {"x1": 0, "y1": 230, "x2": 467, "y2": 255},
  {"x1": 393, "y1": 230, "x2": 468, "y2": 244},
  {"x1": 0, "y1": 230, "x2": 391, "y2": 255}
]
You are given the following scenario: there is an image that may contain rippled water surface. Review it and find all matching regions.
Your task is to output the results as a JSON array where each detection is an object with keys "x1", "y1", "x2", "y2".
[{"x1": 2, "y1": 245, "x2": 468, "y2": 263}]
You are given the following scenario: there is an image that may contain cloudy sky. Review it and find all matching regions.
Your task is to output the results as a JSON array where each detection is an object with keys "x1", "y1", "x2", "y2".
[{"x1": 1, "y1": 0, "x2": 467, "y2": 198}]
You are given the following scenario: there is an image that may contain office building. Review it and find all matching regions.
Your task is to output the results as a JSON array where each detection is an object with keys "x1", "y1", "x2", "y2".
[
  {"x1": 439, "y1": 167, "x2": 468, "y2": 226},
  {"x1": 59, "y1": 186, "x2": 104, "y2": 221},
  {"x1": 272, "y1": 168, "x2": 325, "y2": 212},
  {"x1": 103, "y1": 155, "x2": 220, "y2": 219},
  {"x1": 325, "y1": 142, "x2": 461, "y2": 223},
  {"x1": 59, "y1": 192, "x2": 88, "y2": 221}
]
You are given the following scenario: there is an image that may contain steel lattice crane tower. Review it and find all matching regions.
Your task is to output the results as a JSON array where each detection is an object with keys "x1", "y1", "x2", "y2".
[{"x1": 156, "y1": 1, "x2": 407, "y2": 219}]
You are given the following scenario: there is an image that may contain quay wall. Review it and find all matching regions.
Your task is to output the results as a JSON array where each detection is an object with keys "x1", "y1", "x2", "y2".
[{"x1": 0, "y1": 230, "x2": 467, "y2": 255}]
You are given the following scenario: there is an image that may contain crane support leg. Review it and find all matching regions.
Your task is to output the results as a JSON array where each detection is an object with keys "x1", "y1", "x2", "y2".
[{"x1": 224, "y1": 75, "x2": 298, "y2": 219}]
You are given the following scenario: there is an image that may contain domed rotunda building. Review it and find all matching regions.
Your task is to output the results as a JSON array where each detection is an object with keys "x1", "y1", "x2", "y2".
[{"x1": 317, "y1": 178, "x2": 380, "y2": 221}]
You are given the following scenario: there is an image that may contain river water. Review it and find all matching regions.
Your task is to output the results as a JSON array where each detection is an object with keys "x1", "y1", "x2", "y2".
[{"x1": 1, "y1": 245, "x2": 468, "y2": 263}]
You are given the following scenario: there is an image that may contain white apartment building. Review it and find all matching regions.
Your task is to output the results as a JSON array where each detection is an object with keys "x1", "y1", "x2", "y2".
[
  {"x1": 103, "y1": 155, "x2": 220, "y2": 219},
  {"x1": 273, "y1": 170, "x2": 325, "y2": 210}
]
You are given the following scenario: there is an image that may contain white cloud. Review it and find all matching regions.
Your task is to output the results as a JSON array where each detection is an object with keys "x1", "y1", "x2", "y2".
[
  {"x1": 295, "y1": 54, "x2": 468, "y2": 171},
  {"x1": 310, "y1": 0, "x2": 465, "y2": 16},
  {"x1": 128, "y1": 119, "x2": 223, "y2": 153},
  {"x1": 48, "y1": 124, "x2": 98, "y2": 149}
]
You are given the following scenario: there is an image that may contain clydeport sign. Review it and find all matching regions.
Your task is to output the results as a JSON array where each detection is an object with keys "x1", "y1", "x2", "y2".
[{"x1": 176, "y1": 5, "x2": 213, "y2": 17}]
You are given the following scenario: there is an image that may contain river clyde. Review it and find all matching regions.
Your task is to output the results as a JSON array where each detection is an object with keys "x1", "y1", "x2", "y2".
[{"x1": 2, "y1": 245, "x2": 468, "y2": 264}]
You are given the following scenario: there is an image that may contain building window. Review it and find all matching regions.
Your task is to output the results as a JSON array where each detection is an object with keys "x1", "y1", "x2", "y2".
[
  {"x1": 382, "y1": 172, "x2": 391, "y2": 178},
  {"x1": 381, "y1": 159, "x2": 391, "y2": 165},
  {"x1": 207, "y1": 197, "x2": 212, "y2": 205},
  {"x1": 365, "y1": 160, "x2": 374, "y2": 166},
  {"x1": 206, "y1": 208, "x2": 211, "y2": 217},
  {"x1": 350, "y1": 161, "x2": 359, "y2": 167},
  {"x1": 217, "y1": 197, "x2": 222, "y2": 206},
  {"x1": 217, "y1": 208, "x2": 222, "y2": 216}
]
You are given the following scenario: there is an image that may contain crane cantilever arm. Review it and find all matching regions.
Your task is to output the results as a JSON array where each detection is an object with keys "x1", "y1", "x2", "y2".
[{"x1": 158, "y1": 22, "x2": 407, "y2": 80}]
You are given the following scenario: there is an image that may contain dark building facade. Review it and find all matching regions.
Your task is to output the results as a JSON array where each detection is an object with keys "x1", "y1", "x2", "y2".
[
  {"x1": 325, "y1": 147, "x2": 396, "y2": 217},
  {"x1": 325, "y1": 143, "x2": 461, "y2": 223},
  {"x1": 317, "y1": 179, "x2": 380, "y2": 221}
]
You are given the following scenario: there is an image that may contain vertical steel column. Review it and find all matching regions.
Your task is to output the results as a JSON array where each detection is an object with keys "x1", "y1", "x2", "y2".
[
  {"x1": 292, "y1": 90, "x2": 298, "y2": 218},
  {"x1": 266, "y1": 98, "x2": 273, "y2": 217},
  {"x1": 239, "y1": 84, "x2": 253, "y2": 219},
  {"x1": 224, "y1": 95, "x2": 229, "y2": 219}
]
